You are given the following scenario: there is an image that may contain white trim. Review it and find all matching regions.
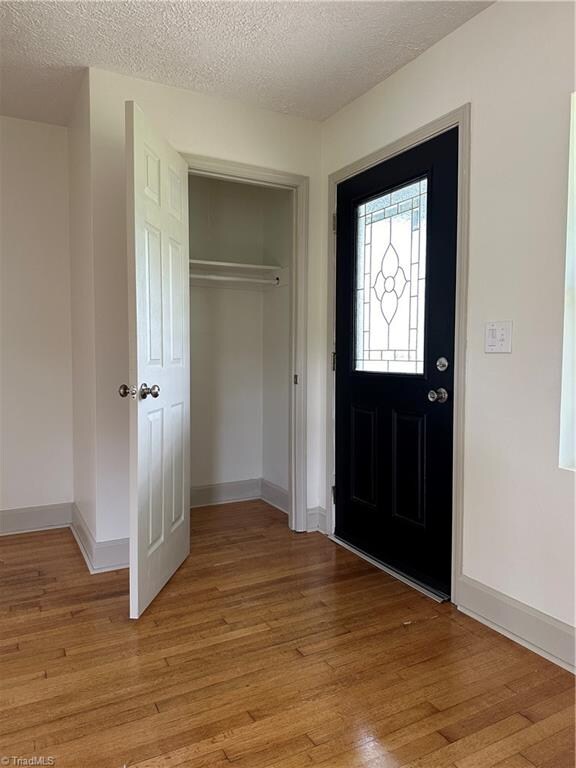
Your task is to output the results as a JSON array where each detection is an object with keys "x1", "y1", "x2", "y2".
[
  {"x1": 451, "y1": 106, "x2": 471, "y2": 595},
  {"x1": 455, "y1": 575, "x2": 575, "y2": 671},
  {"x1": 325, "y1": 105, "x2": 471, "y2": 586},
  {"x1": 183, "y1": 154, "x2": 308, "y2": 534},
  {"x1": 190, "y1": 479, "x2": 290, "y2": 514},
  {"x1": 190, "y1": 479, "x2": 262, "y2": 508},
  {"x1": 260, "y1": 479, "x2": 289, "y2": 514},
  {"x1": 0, "y1": 502, "x2": 73, "y2": 534},
  {"x1": 306, "y1": 506, "x2": 327, "y2": 533},
  {"x1": 330, "y1": 536, "x2": 445, "y2": 603},
  {"x1": 71, "y1": 504, "x2": 129, "y2": 573},
  {"x1": 0, "y1": 503, "x2": 128, "y2": 573}
]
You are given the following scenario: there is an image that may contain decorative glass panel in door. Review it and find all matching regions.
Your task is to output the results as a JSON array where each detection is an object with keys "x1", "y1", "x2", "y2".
[{"x1": 355, "y1": 178, "x2": 427, "y2": 374}]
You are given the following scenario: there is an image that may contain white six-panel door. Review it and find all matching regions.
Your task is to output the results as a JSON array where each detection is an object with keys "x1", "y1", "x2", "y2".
[{"x1": 126, "y1": 101, "x2": 190, "y2": 618}]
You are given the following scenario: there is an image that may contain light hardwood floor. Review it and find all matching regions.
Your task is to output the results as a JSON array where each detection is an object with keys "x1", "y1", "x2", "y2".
[{"x1": 0, "y1": 501, "x2": 573, "y2": 767}]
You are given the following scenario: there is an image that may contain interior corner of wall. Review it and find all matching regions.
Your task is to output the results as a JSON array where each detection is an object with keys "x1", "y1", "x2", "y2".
[{"x1": 86, "y1": 66, "x2": 96, "y2": 94}]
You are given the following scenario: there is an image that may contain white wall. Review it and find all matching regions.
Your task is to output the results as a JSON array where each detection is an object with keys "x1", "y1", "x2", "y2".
[
  {"x1": 190, "y1": 175, "x2": 277, "y2": 265},
  {"x1": 262, "y1": 187, "x2": 292, "y2": 492},
  {"x1": 190, "y1": 282, "x2": 290, "y2": 494},
  {"x1": 190, "y1": 286, "x2": 263, "y2": 486},
  {"x1": 83, "y1": 68, "x2": 321, "y2": 541},
  {"x1": 68, "y1": 72, "x2": 98, "y2": 538},
  {"x1": 263, "y1": 283, "x2": 290, "y2": 491},
  {"x1": 559, "y1": 94, "x2": 575, "y2": 471},
  {"x1": 0, "y1": 116, "x2": 73, "y2": 511},
  {"x1": 321, "y1": 1, "x2": 575, "y2": 626}
]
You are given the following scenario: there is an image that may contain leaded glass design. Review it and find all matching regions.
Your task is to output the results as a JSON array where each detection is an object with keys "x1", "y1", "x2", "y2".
[{"x1": 355, "y1": 177, "x2": 427, "y2": 374}]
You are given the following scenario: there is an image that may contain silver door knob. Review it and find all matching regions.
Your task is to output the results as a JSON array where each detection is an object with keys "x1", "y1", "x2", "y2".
[
  {"x1": 428, "y1": 387, "x2": 449, "y2": 404},
  {"x1": 119, "y1": 384, "x2": 137, "y2": 399},
  {"x1": 436, "y1": 356, "x2": 449, "y2": 372},
  {"x1": 139, "y1": 383, "x2": 160, "y2": 399}
]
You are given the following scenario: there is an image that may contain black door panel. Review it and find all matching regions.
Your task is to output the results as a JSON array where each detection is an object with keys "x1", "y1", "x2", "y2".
[{"x1": 334, "y1": 128, "x2": 458, "y2": 597}]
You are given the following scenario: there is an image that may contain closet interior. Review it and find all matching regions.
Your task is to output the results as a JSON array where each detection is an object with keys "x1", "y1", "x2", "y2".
[{"x1": 188, "y1": 173, "x2": 293, "y2": 514}]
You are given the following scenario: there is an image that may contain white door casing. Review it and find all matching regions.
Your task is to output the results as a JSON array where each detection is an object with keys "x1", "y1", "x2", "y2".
[{"x1": 126, "y1": 101, "x2": 190, "y2": 618}]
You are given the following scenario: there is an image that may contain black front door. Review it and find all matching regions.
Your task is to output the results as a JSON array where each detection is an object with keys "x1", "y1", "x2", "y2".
[{"x1": 334, "y1": 128, "x2": 458, "y2": 598}]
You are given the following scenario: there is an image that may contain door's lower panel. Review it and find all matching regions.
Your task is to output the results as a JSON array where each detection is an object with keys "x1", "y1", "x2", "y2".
[{"x1": 391, "y1": 410, "x2": 427, "y2": 527}]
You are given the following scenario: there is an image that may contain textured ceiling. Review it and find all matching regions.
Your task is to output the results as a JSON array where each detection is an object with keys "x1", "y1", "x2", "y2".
[{"x1": 0, "y1": 1, "x2": 491, "y2": 125}]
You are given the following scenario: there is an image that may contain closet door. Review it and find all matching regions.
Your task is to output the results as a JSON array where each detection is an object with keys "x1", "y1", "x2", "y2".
[{"x1": 125, "y1": 101, "x2": 190, "y2": 618}]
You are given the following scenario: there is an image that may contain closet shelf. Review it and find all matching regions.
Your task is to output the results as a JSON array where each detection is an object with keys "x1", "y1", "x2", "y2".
[
  {"x1": 189, "y1": 258, "x2": 283, "y2": 288},
  {"x1": 189, "y1": 259, "x2": 280, "y2": 272}
]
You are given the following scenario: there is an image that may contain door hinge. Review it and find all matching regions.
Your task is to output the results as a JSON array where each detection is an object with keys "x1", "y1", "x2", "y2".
[
  {"x1": 293, "y1": 374, "x2": 299, "y2": 385},
  {"x1": 332, "y1": 211, "x2": 337, "y2": 233},
  {"x1": 331, "y1": 485, "x2": 336, "y2": 504},
  {"x1": 332, "y1": 351, "x2": 336, "y2": 371}
]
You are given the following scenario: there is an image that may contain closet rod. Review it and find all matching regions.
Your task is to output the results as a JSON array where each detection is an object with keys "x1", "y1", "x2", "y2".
[{"x1": 189, "y1": 273, "x2": 279, "y2": 285}]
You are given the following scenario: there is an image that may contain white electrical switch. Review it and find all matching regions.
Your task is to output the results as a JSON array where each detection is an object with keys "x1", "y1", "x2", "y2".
[{"x1": 485, "y1": 321, "x2": 513, "y2": 353}]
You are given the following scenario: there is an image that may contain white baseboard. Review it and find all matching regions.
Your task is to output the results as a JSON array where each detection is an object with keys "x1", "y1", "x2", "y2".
[
  {"x1": 190, "y1": 484, "x2": 322, "y2": 535},
  {"x1": 190, "y1": 478, "x2": 262, "y2": 507},
  {"x1": 0, "y1": 502, "x2": 128, "y2": 574},
  {"x1": 306, "y1": 506, "x2": 327, "y2": 533},
  {"x1": 71, "y1": 504, "x2": 128, "y2": 573},
  {"x1": 454, "y1": 574, "x2": 575, "y2": 671},
  {"x1": 260, "y1": 479, "x2": 289, "y2": 513},
  {"x1": 0, "y1": 502, "x2": 73, "y2": 534}
]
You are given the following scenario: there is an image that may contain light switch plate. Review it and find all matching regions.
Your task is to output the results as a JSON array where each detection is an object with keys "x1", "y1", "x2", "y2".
[{"x1": 485, "y1": 321, "x2": 513, "y2": 353}]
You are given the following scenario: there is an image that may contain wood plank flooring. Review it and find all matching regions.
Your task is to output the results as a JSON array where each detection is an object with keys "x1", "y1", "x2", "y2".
[{"x1": 0, "y1": 500, "x2": 573, "y2": 768}]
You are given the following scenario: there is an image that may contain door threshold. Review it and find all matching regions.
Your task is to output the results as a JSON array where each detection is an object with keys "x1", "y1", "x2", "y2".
[{"x1": 330, "y1": 535, "x2": 450, "y2": 603}]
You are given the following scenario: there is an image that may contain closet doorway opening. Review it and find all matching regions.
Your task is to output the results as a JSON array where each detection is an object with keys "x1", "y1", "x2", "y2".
[{"x1": 184, "y1": 157, "x2": 308, "y2": 532}]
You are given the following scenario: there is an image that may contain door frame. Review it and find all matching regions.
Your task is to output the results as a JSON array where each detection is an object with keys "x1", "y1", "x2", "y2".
[
  {"x1": 182, "y1": 153, "x2": 309, "y2": 533},
  {"x1": 325, "y1": 104, "x2": 471, "y2": 597}
]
